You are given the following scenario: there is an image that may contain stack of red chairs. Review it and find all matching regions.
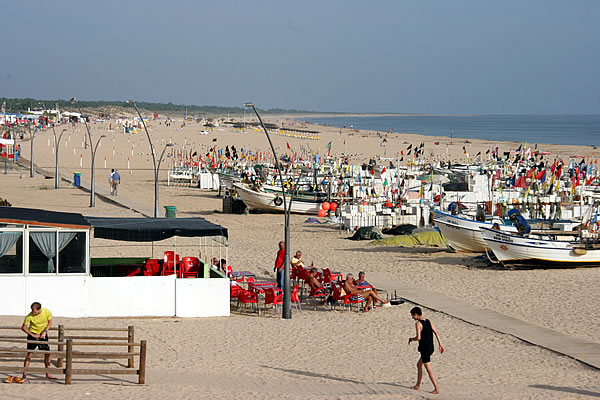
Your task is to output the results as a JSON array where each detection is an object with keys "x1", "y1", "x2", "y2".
[
  {"x1": 180, "y1": 257, "x2": 201, "y2": 278},
  {"x1": 142, "y1": 259, "x2": 161, "y2": 276},
  {"x1": 161, "y1": 251, "x2": 180, "y2": 276}
]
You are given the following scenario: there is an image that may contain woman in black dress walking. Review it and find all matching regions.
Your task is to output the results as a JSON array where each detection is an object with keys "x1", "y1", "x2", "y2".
[{"x1": 408, "y1": 307, "x2": 445, "y2": 394}]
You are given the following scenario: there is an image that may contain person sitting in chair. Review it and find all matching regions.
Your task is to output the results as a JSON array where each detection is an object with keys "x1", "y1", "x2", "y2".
[
  {"x1": 355, "y1": 271, "x2": 382, "y2": 297},
  {"x1": 307, "y1": 267, "x2": 330, "y2": 303},
  {"x1": 343, "y1": 273, "x2": 388, "y2": 312},
  {"x1": 291, "y1": 251, "x2": 305, "y2": 269}
]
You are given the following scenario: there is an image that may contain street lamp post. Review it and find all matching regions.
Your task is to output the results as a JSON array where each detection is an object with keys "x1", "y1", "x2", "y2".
[
  {"x1": 28, "y1": 122, "x2": 36, "y2": 178},
  {"x1": 40, "y1": 102, "x2": 67, "y2": 189},
  {"x1": 53, "y1": 128, "x2": 67, "y2": 189},
  {"x1": 157, "y1": 143, "x2": 174, "y2": 215},
  {"x1": 71, "y1": 97, "x2": 100, "y2": 207},
  {"x1": 244, "y1": 102, "x2": 291, "y2": 319},
  {"x1": 127, "y1": 100, "x2": 170, "y2": 218},
  {"x1": 90, "y1": 135, "x2": 106, "y2": 207}
]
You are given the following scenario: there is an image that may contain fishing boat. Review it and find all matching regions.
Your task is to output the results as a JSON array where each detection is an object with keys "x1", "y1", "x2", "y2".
[
  {"x1": 480, "y1": 226, "x2": 600, "y2": 267},
  {"x1": 432, "y1": 210, "x2": 516, "y2": 252},
  {"x1": 232, "y1": 183, "x2": 323, "y2": 214}
]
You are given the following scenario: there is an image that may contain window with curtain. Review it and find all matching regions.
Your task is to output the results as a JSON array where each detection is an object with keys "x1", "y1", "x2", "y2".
[
  {"x1": 29, "y1": 232, "x2": 57, "y2": 273},
  {"x1": 58, "y1": 231, "x2": 85, "y2": 273},
  {"x1": 0, "y1": 232, "x2": 23, "y2": 274}
]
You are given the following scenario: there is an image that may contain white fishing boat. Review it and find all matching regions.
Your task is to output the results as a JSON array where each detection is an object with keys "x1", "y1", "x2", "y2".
[
  {"x1": 432, "y1": 210, "x2": 515, "y2": 252},
  {"x1": 233, "y1": 183, "x2": 322, "y2": 214},
  {"x1": 480, "y1": 227, "x2": 600, "y2": 268}
]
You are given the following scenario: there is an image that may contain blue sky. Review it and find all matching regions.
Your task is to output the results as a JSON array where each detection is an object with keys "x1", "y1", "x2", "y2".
[{"x1": 1, "y1": 0, "x2": 599, "y2": 114}]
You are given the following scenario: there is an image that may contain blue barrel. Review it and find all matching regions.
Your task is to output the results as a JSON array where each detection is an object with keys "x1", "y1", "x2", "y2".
[
  {"x1": 164, "y1": 206, "x2": 177, "y2": 218},
  {"x1": 74, "y1": 172, "x2": 81, "y2": 187}
]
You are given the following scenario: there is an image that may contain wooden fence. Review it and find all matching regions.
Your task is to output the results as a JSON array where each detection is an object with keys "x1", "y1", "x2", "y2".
[{"x1": 0, "y1": 325, "x2": 147, "y2": 384}]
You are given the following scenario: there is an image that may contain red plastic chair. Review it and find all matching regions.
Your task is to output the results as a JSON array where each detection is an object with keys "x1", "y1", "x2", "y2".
[
  {"x1": 237, "y1": 289, "x2": 259, "y2": 313},
  {"x1": 230, "y1": 284, "x2": 243, "y2": 300},
  {"x1": 322, "y1": 268, "x2": 342, "y2": 285},
  {"x1": 291, "y1": 284, "x2": 301, "y2": 311},
  {"x1": 245, "y1": 276, "x2": 255, "y2": 284},
  {"x1": 162, "y1": 251, "x2": 180, "y2": 276},
  {"x1": 180, "y1": 257, "x2": 201, "y2": 278},
  {"x1": 226, "y1": 265, "x2": 233, "y2": 277},
  {"x1": 143, "y1": 259, "x2": 161, "y2": 276},
  {"x1": 264, "y1": 288, "x2": 284, "y2": 316},
  {"x1": 330, "y1": 283, "x2": 344, "y2": 310},
  {"x1": 343, "y1": 292, "x2": 366, "y2": 312},
  {"x1": 308, "y1": 285, "x2": 328, "y2": 310}
]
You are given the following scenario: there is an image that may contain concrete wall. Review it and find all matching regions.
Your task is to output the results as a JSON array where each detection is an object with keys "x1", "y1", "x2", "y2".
[
  {"x1": 26, "y1": 276, "x2": 89, "y2": 317},
  {"x1": 175, "y1": 278, "x2": 230, "y2": 317},
  {"x1": 0, "y1": 276, "x2": 230, "y2": 318},
  {"x1": 88, "y1": 276, "x2": 176, "y2": 317}
]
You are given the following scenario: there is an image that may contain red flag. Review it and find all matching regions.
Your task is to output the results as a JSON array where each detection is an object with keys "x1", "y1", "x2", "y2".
[{"x1": 287, "y1": 142, "x2": 291, "y2": 150}]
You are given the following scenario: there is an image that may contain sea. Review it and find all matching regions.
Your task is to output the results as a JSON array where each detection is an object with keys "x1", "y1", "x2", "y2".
[{"x1": 301, "y1": 115, "x2": 600, "y2": 147}]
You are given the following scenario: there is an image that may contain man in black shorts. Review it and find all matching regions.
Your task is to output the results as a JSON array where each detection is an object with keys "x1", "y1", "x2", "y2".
[
  {"x1": 408, "y1": 306, "x2": 444, "y2": 394},
  {"x1": 21, "y1": 302, "x2": 57, "y2": 382}
]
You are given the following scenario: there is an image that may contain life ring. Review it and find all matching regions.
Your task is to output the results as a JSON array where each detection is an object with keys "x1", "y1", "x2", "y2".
[{"x1": 273, "y1": 196, "x2": 283, "y2": 206}]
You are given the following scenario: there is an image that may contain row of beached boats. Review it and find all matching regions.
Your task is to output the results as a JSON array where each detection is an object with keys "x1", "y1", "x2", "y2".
[
  {"x1": 433, "y1": 208, "x2": 600, "y2": 268},
  {"x1": 207, "y1": 149, "x2": 600, "y2": 268}
]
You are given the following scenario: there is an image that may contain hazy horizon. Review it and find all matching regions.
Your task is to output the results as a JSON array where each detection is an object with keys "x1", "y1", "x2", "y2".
[{"x1": 1, "y1": 0, "x2": 599, "y2": 115}]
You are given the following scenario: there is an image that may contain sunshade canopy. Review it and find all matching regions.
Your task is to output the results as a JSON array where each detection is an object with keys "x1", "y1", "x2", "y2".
[
  {"x1": 0, "y1": 207, "x2": 90, "y2": 229},
  {"x1": 86, "y1": 217, "x2": 228, "y2": 242}
]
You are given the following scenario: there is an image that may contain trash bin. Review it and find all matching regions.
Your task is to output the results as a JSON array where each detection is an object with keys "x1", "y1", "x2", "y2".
[
  {"x1": 73, "y1": 172, "x2": 81, "y2": 187},
  {"x1": 164, "y1": 206, "x2": 177, "y2": 218}
]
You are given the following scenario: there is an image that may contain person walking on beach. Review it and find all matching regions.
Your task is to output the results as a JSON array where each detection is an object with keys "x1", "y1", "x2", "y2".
[
  {"x1": 21, "y1": 302, "x2": 57, "y2": 382},
  {"x1": 109, "y1": 169, "x2": 115, "y2": 195},
  {"x1": 113, "y1": 169, "x2": 121, "y2": 195},
  {"x1": 408, "y1": 307, "x2": 444, "y2": 394},
  {"x1": 274, "y1": 241, "x2": 285, "y2": 289}
]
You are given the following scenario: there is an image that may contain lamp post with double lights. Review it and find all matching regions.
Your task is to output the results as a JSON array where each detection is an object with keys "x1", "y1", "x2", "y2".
[
  {"x1": 127, "y1": 100, "x2": 173, "y2": 217},
  {"x1": 39, "y1": 102, "x2": 66, "y2": 189},
  {"x1": 244, "y1": 102, "x2": 291, "y2": 319},
  {"x1": 70, "y1": 97, "x2": 102, "y2": 207}
]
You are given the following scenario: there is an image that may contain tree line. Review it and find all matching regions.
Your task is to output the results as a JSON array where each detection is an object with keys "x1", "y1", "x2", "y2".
[{"x1": 0, "y1": 97, "x2": 313, "y2": 115}]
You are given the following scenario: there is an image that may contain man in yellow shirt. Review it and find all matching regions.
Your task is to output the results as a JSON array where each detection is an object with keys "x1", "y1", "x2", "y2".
[{"x1": 21, "y1": 302, "x2": 56, "y2": 382}]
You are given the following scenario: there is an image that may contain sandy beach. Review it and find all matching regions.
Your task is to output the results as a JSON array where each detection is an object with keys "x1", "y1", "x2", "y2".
[{"x1": 1, "y1": 115, "x2": 599, "y2": 399}]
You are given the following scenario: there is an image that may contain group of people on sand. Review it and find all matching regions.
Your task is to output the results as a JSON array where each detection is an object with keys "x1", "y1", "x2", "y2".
[{"x1": 274, "y1": 241, "x2": 445, "y2": 395}]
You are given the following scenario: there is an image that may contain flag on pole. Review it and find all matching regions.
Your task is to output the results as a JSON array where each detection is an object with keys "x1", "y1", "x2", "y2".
[{"x1": 325, "y1": 141, "x2": 331, "y2": 150}]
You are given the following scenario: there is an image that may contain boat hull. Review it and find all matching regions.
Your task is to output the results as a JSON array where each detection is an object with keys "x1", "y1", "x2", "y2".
[
  {"x1": 480, "y1": 227, "x2": 600, "y2": 268},
  {"x1": 233, "y1": 183, "x2": 321, "y2": 214},
  {"x1": 433, "y1": 210, "x2": 515, "y2": 252}
]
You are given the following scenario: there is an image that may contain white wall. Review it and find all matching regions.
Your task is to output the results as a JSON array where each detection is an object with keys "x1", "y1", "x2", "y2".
[
  {"x1": 0, "y1": 275, "x2": 230, "y2": 318},
  {"x1": 175, "y1": 278, "x2": 230, "y2": 317},
  {"x1": 88, "y1": 275, "x2": 176, "y2": 317},
  {"x1": 26, "y1": 276, "x2": 89, "y2": 318},
  {"x1": 0, "y1": 276, "x2": 27, "y2": 316}
]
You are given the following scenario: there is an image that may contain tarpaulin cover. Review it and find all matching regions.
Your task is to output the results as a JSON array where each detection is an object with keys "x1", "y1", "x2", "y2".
[
  {"x1": 86, "y1": 217, "x2": 228, "y2": 242},
  {"x1": 372, "y1": 229, "x2": 448, "y2": 247}
]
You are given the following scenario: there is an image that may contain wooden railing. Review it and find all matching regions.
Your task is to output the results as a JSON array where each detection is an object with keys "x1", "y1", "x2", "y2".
[{"x1": 0, "y1": 325, "x2": 147, "y2": 384}]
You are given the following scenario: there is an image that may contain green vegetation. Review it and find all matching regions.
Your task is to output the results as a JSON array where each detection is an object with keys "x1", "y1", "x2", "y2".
[{"x1": 0, "y1": 97, "x2": 312, "y2": 115}]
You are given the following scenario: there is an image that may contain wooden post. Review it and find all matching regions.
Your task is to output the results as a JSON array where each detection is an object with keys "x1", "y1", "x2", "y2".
[
  {"x1": 57, "y1": 325, "x2": 64, "y2": 368},
  {"x1": 127, "y1": 326, "x2": 135, "y2": 368},
  {"x1": 65, "y1": 339, "x2": 73, "y2": 385},
  {"x1": 138, "y1": 340, "x2": 147, "y2": 384}
]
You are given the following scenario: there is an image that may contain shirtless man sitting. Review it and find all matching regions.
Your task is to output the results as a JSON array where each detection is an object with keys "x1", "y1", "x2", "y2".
[
  {"x1": 343, "y1": 273, "x2": 388, "y2": 312},
  {"x1": 307, "y1": 267, "x2": 330, "y2": 302},
  {"x1": 355, "y1": 271, "x2": 381, "y2": 297}
]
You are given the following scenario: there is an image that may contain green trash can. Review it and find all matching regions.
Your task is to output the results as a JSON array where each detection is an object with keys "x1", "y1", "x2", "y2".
[{"x1": 164, "y1": 206, "x2": 177, "y2": 218}]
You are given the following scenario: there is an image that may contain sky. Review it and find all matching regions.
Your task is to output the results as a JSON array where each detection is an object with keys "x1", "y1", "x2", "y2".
[{"x1": 1, "y1": 0, "x2": 599, "y2": 114}]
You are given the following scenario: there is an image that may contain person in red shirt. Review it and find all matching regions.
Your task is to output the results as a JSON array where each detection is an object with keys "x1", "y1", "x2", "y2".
[{"x1": 273, "y1": 241, "x2": 285, "y2": 289}]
